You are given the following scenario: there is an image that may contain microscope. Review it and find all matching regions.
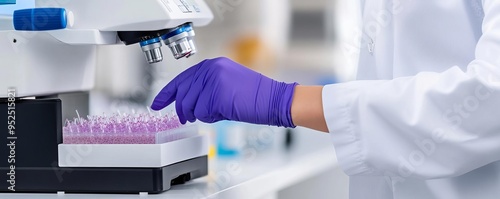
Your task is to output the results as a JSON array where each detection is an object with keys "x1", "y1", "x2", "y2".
[{"x1": 0, "y1": 0, "x2": 213, "y2": 193}]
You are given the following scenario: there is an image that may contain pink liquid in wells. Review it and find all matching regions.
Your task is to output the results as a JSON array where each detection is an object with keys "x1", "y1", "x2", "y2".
[{"x1": 63, "y1": 113, "x2": 182, "y2": 144}]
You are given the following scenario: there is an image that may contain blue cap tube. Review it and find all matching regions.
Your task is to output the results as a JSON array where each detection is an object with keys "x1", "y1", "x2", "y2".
[
  {"x1": 13, "y1": 8, "x2": 67, "y2": 31},
  {"x1": 0, "y1": 0, "x2": 16, "y2": 5}
]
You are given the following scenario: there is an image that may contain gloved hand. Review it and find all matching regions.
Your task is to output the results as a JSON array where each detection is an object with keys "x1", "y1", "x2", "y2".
[{"x1": 151, "y1": 57, "x2": 298, "y2": 127}]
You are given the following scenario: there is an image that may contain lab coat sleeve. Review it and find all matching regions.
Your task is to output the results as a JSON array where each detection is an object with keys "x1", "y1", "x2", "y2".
[{"x1": 324, "y1": 0, "x2": 500, "y2": 179}]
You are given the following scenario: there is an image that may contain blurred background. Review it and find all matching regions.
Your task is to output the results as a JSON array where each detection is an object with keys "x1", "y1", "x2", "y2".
[{"x1": 88, "y1": 1, "x2": 360, "y2": 198}]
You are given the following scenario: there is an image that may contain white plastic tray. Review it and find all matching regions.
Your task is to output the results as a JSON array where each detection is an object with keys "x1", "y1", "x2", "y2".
[{"x1": 58, "y1": 135, "x2": 208, "y2": 168}]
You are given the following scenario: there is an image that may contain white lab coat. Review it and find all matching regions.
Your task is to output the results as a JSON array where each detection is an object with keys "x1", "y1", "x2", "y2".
[{"x1": 324, "y1": 0, "x2": 500, "y2": 198}]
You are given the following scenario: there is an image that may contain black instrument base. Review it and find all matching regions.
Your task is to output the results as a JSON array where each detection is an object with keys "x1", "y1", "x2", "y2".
[{"x1": 0, "y1": 156, "x2": 207, "y2": 194}]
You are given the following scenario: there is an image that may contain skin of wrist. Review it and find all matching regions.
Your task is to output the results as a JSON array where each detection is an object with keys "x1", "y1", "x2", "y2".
[{"x1": 290, "y1": 85, "x2": 329, "y2": 132}]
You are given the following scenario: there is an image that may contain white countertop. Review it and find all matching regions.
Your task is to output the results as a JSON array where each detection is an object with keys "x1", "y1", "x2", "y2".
[{"x1": 0, "y1": 127, "x2": 339, "y2": 199}]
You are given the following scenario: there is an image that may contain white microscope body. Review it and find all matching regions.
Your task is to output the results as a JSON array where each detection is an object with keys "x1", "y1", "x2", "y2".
[{"x1": 0, "y1": 0, "x2": 213, "y2": 97}]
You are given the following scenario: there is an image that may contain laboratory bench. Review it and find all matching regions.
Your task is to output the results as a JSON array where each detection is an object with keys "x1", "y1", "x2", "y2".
[{"x1": 0, "y1": 127, "x2": 349, "y2": 199}]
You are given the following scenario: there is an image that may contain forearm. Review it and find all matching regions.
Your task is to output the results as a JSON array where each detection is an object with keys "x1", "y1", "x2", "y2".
[{"x1": 291, "y1": 85, "x2": 328, "y2": 132}]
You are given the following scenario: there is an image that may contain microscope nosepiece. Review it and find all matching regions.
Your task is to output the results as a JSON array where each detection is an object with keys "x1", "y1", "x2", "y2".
[
  {"x1": 185, "y1": 31, "x2": 197, "y2": 58},
  {"x1": 167, "y1": 34, "x2": 192, "y2": 59},
  {"x1": 162, "y1": 23, "x2": 197, "y2": 59},
  {"x1": 118, "y1": 23, "x2": 198, "y2": 64},
  {"x1": 140, "y1": 38, "x2": 163, "y2": 64}
]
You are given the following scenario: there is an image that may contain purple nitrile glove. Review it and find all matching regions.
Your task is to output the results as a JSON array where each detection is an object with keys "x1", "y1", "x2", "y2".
[{"x1": 151, "y1": 57, "x2": 298, "y2": 128}]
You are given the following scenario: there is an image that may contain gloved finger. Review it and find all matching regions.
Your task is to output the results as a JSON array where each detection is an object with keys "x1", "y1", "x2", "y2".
[
  {"x1": 175, "y1": 82, "x2": 191, "y2": 124},
  {"x1": 193, "y1": 93, "x2": 212, "y2": 123},
  {"x1": 182, "y1": 80, "x2": 203, "y2": 123},
  {"x1": 151, "y1": 64, "x2": 199, "y2": 110},
  {"x1": 151, "y1": 82, "x2": 177, "y2": 111},
  {"x1": 194, "y1": 84, "x2": 223, "y2": 123}
]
